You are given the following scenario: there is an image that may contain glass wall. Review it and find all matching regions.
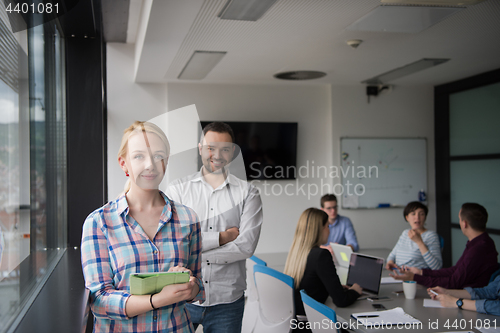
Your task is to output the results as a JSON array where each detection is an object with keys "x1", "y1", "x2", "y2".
[
  {"x1": 449, "y1": 81, "x2": 500, "y2": 264},
  {"x1": 449, "y1": 82, "x2": 500, "y2": 156},
  {"x1": 0, "y1": 8, "x2": 66, "y2": 332}
]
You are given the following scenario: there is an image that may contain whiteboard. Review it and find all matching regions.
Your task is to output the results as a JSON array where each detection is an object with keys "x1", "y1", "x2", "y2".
[{"x1": 340, "y1": 138, "x2": 427, "y2": 209}]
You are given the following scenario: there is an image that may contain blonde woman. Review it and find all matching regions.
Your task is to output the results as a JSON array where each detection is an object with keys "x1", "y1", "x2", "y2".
[
  {"x1": 81, "y1": 121, "x2": 204, "y2": 333},
  {"x1": 284, "y1": 208, "x2": 362, "y2": 321}
]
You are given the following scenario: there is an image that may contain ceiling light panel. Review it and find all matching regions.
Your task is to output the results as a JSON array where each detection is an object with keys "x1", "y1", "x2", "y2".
[
  {"x1": 362, "y1": 58, "x2": 450, "y2": 84},
  {"x1": 381, "y1": 0, "x2": 485, "y2": 5},
  {"x1": 346, "y1": 5, "x2": 464, "y2": 33},
  {"x1": 178, "y1": 51, "x2": 227, "y2": 80},
  {"x1": 218, "y1": 0, "x2": 279, "y2": 21}
]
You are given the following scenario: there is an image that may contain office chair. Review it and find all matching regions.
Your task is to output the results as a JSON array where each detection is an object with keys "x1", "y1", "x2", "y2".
[
  {"x1": 242, "y1": 256, "x2": 267, "y2": 333},
  {"x1": 300, "y1": 290, "x2": 340, "y2": 333},
  {"x1": 253, "y1": 265, "x2": 295, "y2": 333}
]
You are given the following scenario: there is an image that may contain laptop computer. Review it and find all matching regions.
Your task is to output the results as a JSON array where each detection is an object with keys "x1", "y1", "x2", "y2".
[{"x1": 346, "y1": 253, "x2": 384, "y2": 295}]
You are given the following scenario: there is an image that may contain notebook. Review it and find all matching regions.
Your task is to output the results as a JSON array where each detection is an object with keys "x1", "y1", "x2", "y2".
[
  {"x1": 346, "y1": 253, "x2": 384, "y2": 295},
  {"x1": 423, "y1": 299, "x2": 444, "y2": 308},
  {"x1": 330, "y1": 243, "x2": 353, "y2": 268},
  {"x1": 381, "y1": 276, "x2": 402, "y2": 284},
  {"x1": 129, "y1": 271, "x2": 190, "y2": 295},
  {"x1": 351, "y1": 307, "x2": 421, "y2": 327}
]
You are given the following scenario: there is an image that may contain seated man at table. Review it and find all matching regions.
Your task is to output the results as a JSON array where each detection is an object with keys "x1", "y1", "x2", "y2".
[
  {"x1": 391, "y1": 203, "x2": 498, "y2": 289},
  {"x1": 428, "y1": 274, "x2": 500, "y2": 316},
  {"x1": 319, "y1": 194, "x2": 359, "y2": 252}
]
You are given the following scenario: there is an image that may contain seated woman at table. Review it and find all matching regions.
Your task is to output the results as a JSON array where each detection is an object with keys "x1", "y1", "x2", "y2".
[
  {"x1": 386, "y1": 201, "x2": 442, "y2": 272},
  {"x1": 284, "y1": 208, "x2": 362, "y2": 321},
  {"x1": 428, "y1": 274, "x2": 500, "y2": 316}
]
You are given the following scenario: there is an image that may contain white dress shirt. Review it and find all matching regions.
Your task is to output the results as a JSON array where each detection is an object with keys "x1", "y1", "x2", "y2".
[{"x1": 166, "y1": 168, "x2": 263, "y2": 306}]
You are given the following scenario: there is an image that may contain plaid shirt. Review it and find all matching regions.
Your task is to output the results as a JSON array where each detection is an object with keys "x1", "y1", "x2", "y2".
[{"x1": 81, "y1": 191, "x2": 204, "y2": 333}]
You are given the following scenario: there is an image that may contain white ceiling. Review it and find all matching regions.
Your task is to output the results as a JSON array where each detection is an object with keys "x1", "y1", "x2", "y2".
[{"x1": 131, "y1": 0, "x2": 500, "y2": 87}]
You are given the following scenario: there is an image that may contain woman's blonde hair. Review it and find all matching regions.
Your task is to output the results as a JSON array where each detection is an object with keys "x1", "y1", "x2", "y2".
[
  {"x1": 118, "y1": 121, "x2": 170, "y2": 193},
  {"x1": 283, "y1": 208, "x2": 329, "y2": 288}
]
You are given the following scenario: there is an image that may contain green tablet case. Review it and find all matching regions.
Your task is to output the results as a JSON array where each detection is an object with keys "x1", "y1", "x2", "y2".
[{"x1": 129, "y1": 271, "x2": 190, "y2": 295}]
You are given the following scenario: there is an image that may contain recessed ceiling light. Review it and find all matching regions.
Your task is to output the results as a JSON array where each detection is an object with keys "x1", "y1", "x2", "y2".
[
  {"x1": 218, "y1": 0, "x2": 278, "y2": 21},
  {"x1": 178, "y1": 51, "x2": 227, "y2": 80},
  {"x1": 362, "y1": 58, "x2": 450, "y2": 84},
  {"x1": 274, "y1": 71, "x2": 327, "y2": 81}
]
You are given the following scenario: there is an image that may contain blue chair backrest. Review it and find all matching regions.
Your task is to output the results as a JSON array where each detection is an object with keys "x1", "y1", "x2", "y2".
[
  {"x1": 253, "y1": 265, "x2": 295, "y2": 332},
  {"x1": 250, "y1": 255, "x2": 267, "y2": 267},
  {"x1": 246, "y1": 255, "x2": 267, "y2": 301},
  {"x1": 300, "y1": 290, "x2": 337, "y2": 324},
  {"x1": 253, "y1": 265, "x2": 294, "y2": 288},
  {"x1": 242, "y1": 256, "x2": 268, "y2": 333}
]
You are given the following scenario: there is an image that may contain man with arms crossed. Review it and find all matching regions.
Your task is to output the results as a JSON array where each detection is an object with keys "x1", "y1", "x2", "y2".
[
  {"x1": 166, "y1": 122, "x2": 263, "y2": 333},
  {"x1": 320, "y1": 194, "x2": 359, "y2": 252},
  {"x1": 392, "y1": 203, "x2": 498, "y2": 289}
]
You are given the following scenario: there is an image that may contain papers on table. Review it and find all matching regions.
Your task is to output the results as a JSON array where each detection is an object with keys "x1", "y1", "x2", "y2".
[
  {"x1": 381, "y1": 276, "x2": 402, "y2": 284},
  {"x1": 423, "y1": 299, "x2": 444, "y2": 308},
  {"x1": 351, "y1": 307, "x2": 421, "y2": 327}
]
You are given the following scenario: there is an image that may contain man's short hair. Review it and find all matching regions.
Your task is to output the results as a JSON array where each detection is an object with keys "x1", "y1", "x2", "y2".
[
  {"x1": 403, "y1": 201, "x2": 428, "y2": 218},
  {"x1": 321, "y1": 194, "x2": 337, "y2": 208},
  {"x1": 202, "y1": 122, "x2": 235, "y2": 143},
  {"x1": 460, "y1": 203, "x2": 488, "y2": 232}
]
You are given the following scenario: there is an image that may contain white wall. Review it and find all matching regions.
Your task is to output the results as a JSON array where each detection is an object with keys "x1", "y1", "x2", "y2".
[
  {"x1": 107, "y1": 42, "x2": 435, "y2": 255},
  {"x1": 107, "y1": 43, "x2": 169, "y2": 199},
  {"x1": 330, "y1": 85, "x2": 436, "y2": 250}
]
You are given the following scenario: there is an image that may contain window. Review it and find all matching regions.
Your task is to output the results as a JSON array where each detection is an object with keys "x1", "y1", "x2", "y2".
[
  {"x1": 0, "y1": 9, "x2": 66, "y2": 332},
  {"x1": 449, "y1": 82, "x2": 500, "y2": 263},
  {"x1": 435, "y1": 69, "x2": 500, "y2": 267}
]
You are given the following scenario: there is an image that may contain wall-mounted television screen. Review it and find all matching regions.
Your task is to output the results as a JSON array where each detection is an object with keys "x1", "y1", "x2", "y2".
[{"x1": 200, "y1": 121, "x2": 298, "y2": 180}]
